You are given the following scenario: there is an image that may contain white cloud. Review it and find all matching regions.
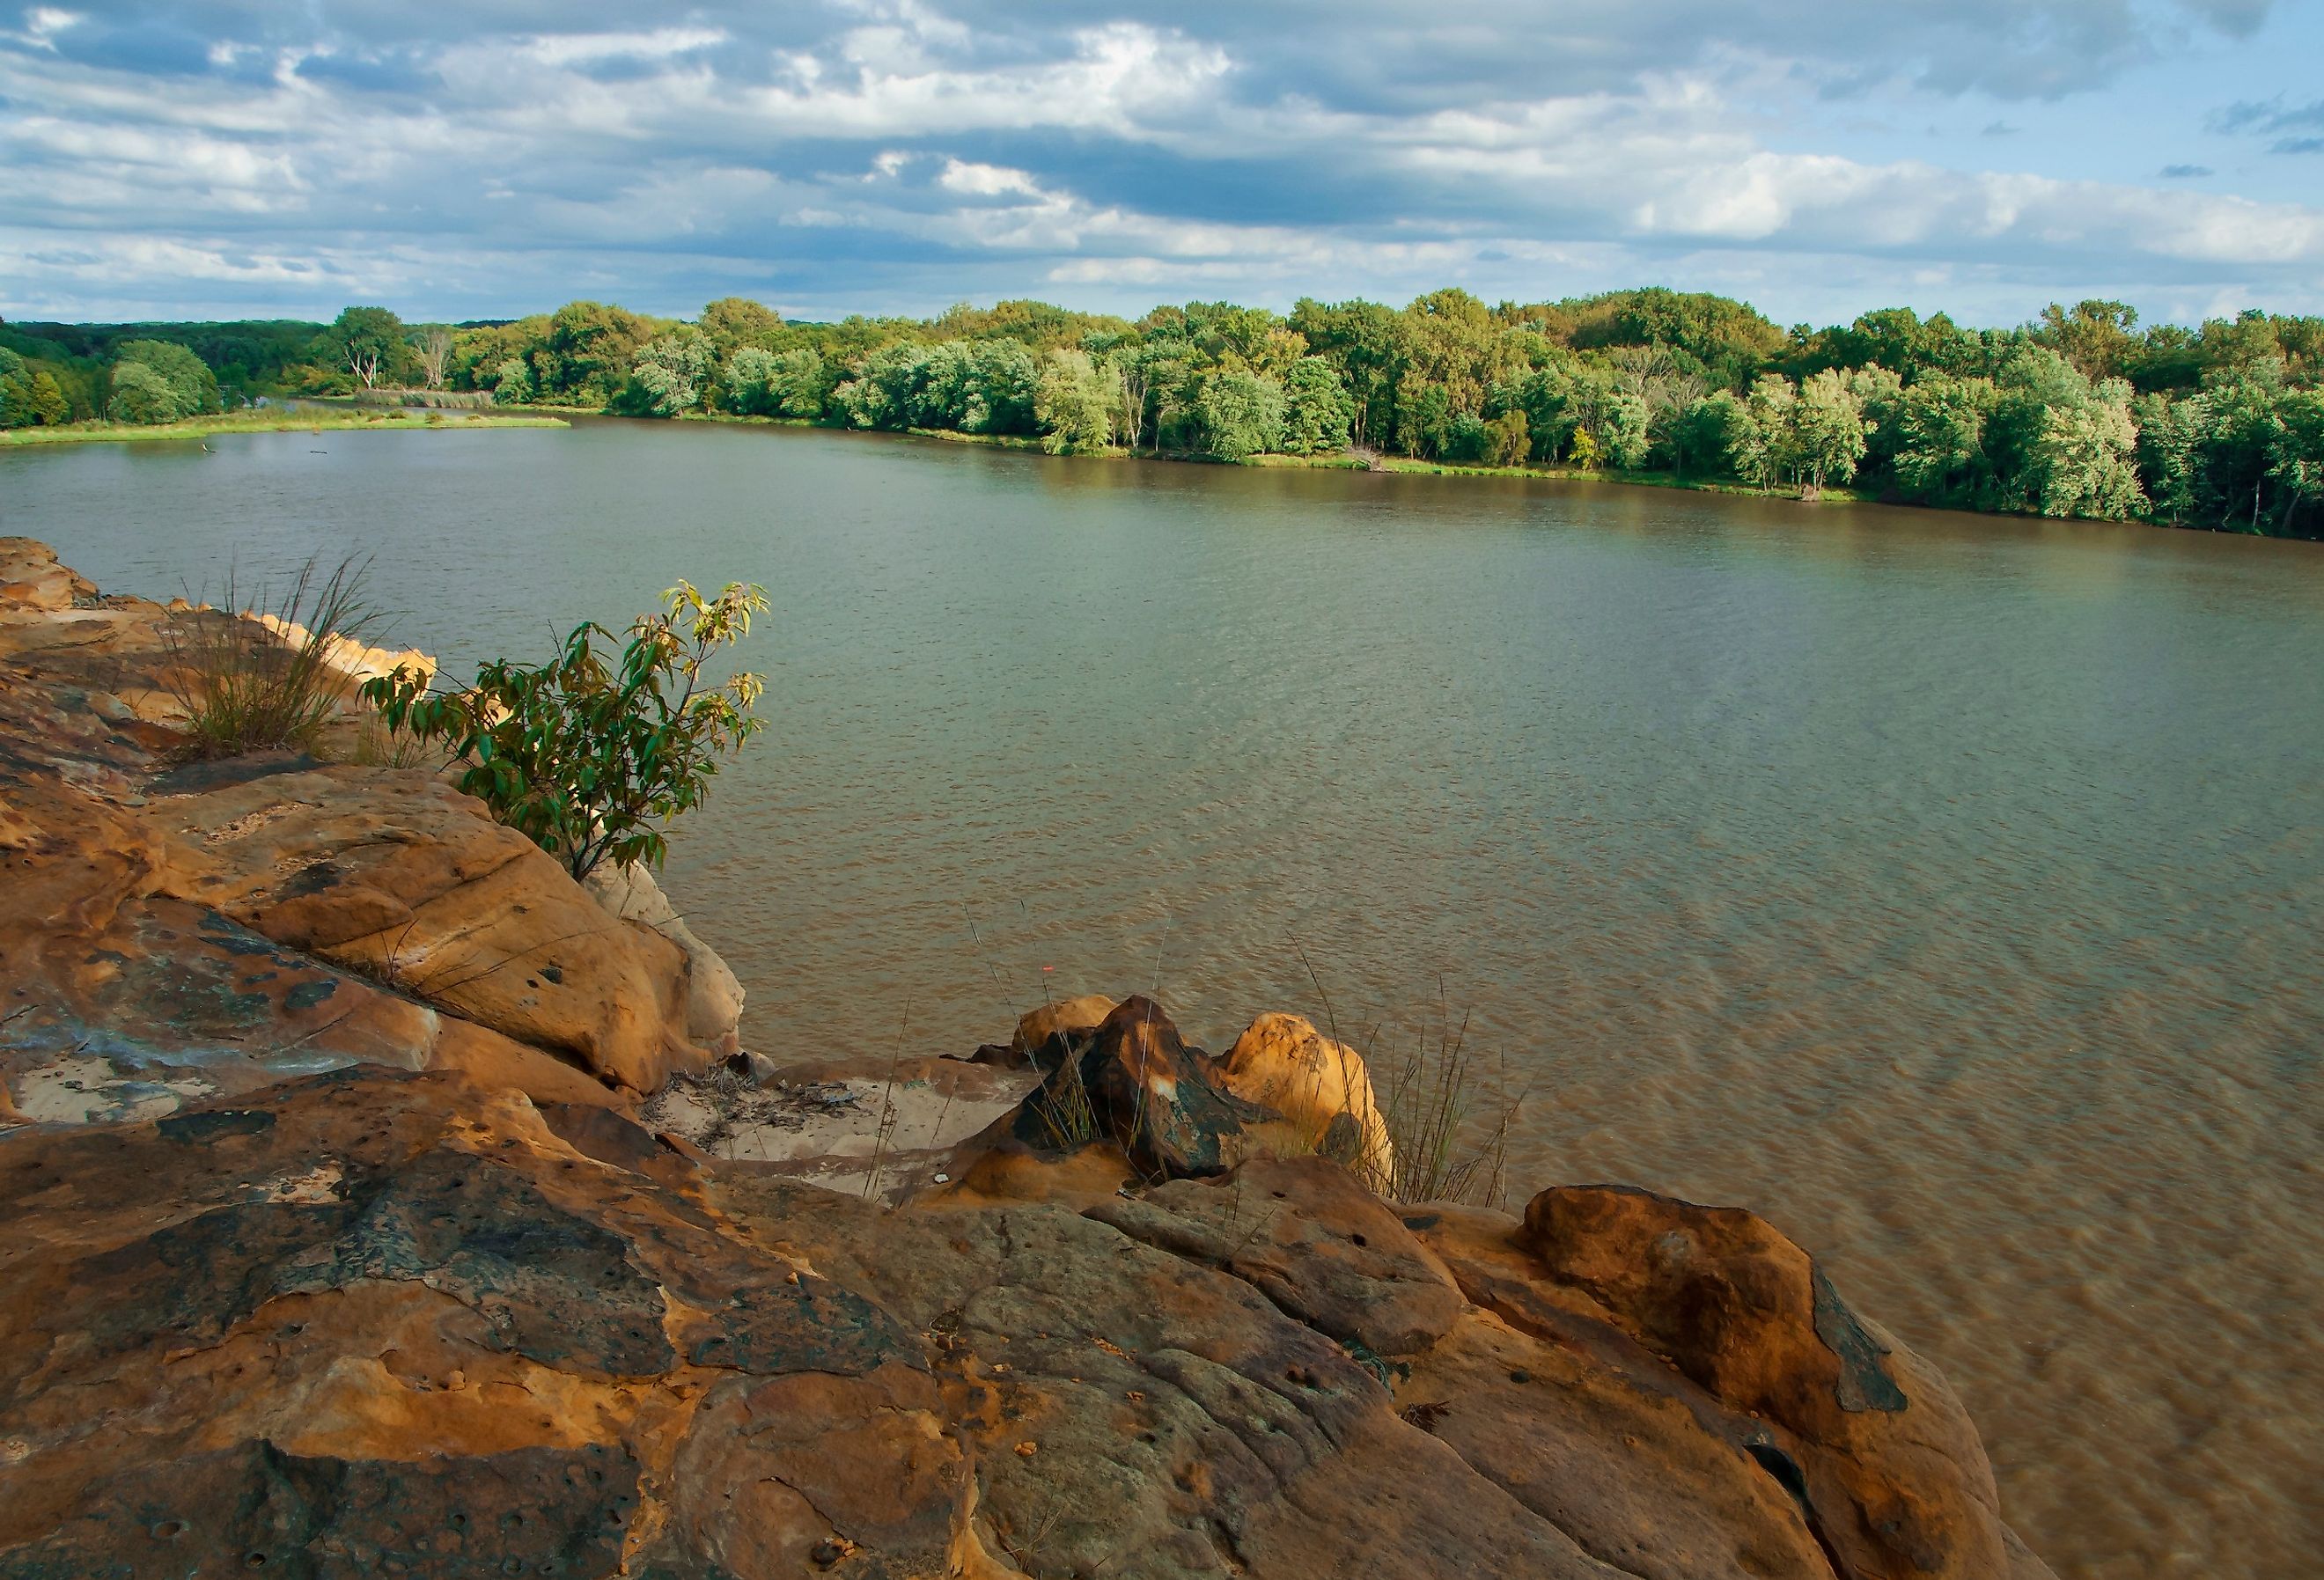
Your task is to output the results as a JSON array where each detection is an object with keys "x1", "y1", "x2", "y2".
[
  {"x1": 937, "y1": 159, "x2": 1042, "y2": 197},
  {"x1": 518, "y1": 27, "x2": 728, "y2": 69},
  {"x1": 0, "y1": 1, "x2": 2319, "y2": 324},
  {"x1": 4, "y1": 6, "x2": 77, "y2": 50}
]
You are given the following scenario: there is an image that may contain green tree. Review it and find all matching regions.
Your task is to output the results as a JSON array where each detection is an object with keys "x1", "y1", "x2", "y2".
[
  {"x1": 626, "y1": 331, "x2": 716, "y2": 416},
  {"x1": 1600, "y1": 393, "x2": 1651, "y2": 470},
  {"x1": 362, "y1": 581, "x2": 769, "y2": 882},
  {"x1": 1667, "y1": 392, "x2": 1749, "y2": 476},
  {"x1": 2028, "y1": 380, "x2": 2145, "y2": 519},
  {"x1": 2038, "y1": 300, "x2": 2140, "y2": 382},
  {"x1": 1735, "y1": 375, "x2": 1796, "y2": 489},
  {"x1": 2269, "y1": 389, "x2": 2324, "y2": 536},
  {"x1": 725, "y1": 347, "x2": 827, "y2": 419},
  {"x1": 492, "y1": 357, "x2": 534, "y2": 404},
  {"x1": 539, "y1": 301, "x2": 660, "y2": 407},
  {"x1": 1894, "y1": 376, "x2": 1999, "y2": 504},
  {"x1": 107, "y1": 360, "x2": 183, "y2": 424},
  {"x1": 1482, "y1": 408, "x2": 1531, "y2": 467},
  {"x1": 316, "y1": 306, "x2": 409, "y2": 390},
  {"x1": 963, "y1": 340, "x2": 1041, "y2": 434},
  {"x1": 1280, "y1": 356, "x2": 1355, "y2": 454},
  {"x1": 1033, "y1": 349, "x2": 1118, "y2": 452},
  {"x1": 29, "y1": 369, "x2": 68, "y2": 426},
  {"x1": 114, "y1": 340, "x2": 221, "y2": 418},
  {"x1": 0, "y1": 348, "x2": 30, "y2": 429},
  {"x1": 1196, "y1": 371, "x2": 1285, "y2": 460},
  {"x1": 698, "y1": 297, "x2": 785, "y2": 356},
  {"x1": 1779, "y1": 370, "x2": 1869, "y2": 497}
]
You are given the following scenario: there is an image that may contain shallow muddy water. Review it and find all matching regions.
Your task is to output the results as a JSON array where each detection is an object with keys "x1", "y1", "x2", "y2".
[{"x1": 7, "y1": 418, "x2": 2320, "y2": 1577}]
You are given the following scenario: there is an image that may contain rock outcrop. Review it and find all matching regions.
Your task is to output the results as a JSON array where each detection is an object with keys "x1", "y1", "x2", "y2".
[
  {"x1": 0, "y1": 539, "x2": 736, "y2": 1118},
  {"x1": 0, "y1": 542, "x2": 2055, "y2": 1580}
]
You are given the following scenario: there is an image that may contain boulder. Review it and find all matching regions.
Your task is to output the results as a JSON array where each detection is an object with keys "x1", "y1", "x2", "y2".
[
  {"x1": 583, "y1": 857, "x2": 745, "y2": 1054},
  {"x1": 1218, "y1": 1010, "x2": 1396, "y2": 1192},
  {"x1": 1014, "y1": 995, "x2": 1274, "y2": 1180},
  {"x1": 0, "y1": 536, "x2": 97, "y2": 614},
  {"x1": 1011, "y1": 992, "x2": 1115, "y2": 1062},
  {"x1": 1519, "y1": 1185, "x2": 2048, "y2": 1580},
  {"x1": 139, "y1": 766, "x2": 704, "y2": 1092}
]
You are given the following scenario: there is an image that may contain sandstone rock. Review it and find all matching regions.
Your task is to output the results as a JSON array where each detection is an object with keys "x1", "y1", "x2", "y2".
[
  {"x1": 1008, "y1": 992, "x2": 1115, "y2": 1063},
  {"x1": 1394, "y1": 1304, "x2": 1837, "y2": 1580},
  {"x1": 0, "y1": 537, "x2": 96, "y2": 614},
  {"x1": 1518, "y1": 1185, "x2": 2048, "y2": 1580},
  {"x1": 714, "y1": 1174, "x2": 1644, "y2": 1580},
  {"x1": 0, "y1": 1070, "x2": 960, "y2": 1579},
  {"x1": 1, "y1": 541, "x2": 717, "y2": 1110},
  {"x1": 1218, "y1": 1010, "x2": 1396, "y2": 1192},
  {"x1": 0, "y1": 1062, "x2": 2055, "y2": 1580},
  {"x1": 1014, "y1": 995, "x2": 1274, "y2": 1180},
  {"x1": 584, "y1": 856, "x2": 745, "y2": 1054},
  {"x1": 1089, "y1": 1154, "x2": 1464, "y2": 1356},
  {"x1": 138, "y1": 765, "x2": 703, "y2": 1092}
]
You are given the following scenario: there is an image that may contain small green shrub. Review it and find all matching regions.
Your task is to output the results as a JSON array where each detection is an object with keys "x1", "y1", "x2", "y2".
[
  {"x1": 362, "y1": 580, "x2": 769, "y2": 880},
  {"x1": 164, "y1": 556, "x2": 378, "y2": 761}
]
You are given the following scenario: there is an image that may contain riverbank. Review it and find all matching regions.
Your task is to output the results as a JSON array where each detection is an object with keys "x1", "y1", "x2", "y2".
[
  {"x1": 0, "y1": 535, "x2": 2056, "y2": 1580},
  {"x1": 0, "y1": 407, "x2": 568, "y2": 447}
]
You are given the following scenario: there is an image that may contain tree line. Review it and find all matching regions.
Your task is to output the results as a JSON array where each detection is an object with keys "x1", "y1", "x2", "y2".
[{"x1": 5, "y1": 290, "x2": 2319, "y2": 537}]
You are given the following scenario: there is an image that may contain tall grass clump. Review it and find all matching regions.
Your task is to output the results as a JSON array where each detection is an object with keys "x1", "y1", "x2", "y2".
[
  {"x1": 1374, "y1": 1000, "x2": 1524, "y2": 1209},
  {"x1": 163, "y1": 555, "x2": 379, "y2": 761}
]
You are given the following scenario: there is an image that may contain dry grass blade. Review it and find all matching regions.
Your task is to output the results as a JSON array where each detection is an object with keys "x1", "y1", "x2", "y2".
[
  {"x1": 163, "y1": 554, "x2": 381, "y2": 761},
  {"x1": 1378, "y1": 989, "x2": 1524, "y2": 1209},
  {"x1": 1029, "y1": 1044, "x2": 1099, "y2": 1151}
]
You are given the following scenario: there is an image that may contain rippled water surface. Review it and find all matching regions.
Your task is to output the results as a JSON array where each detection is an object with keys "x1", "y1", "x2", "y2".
[{"x1": 7, "y1": 419, "x2": 2321, "y2": 1577}]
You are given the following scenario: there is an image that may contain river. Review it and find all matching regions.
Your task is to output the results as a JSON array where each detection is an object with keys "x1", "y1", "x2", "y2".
[{"x1": 5, "y1": 417, "x2": 2320, "y2": 1579}]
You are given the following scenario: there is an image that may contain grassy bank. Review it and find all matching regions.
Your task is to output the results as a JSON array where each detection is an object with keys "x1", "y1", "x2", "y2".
[
  {"x1": 1248, "y1": 448, "x2": 1875, "y2": 503},
  {"x1": 2, "y1": 408, "x2": 568, "y2": 448}
]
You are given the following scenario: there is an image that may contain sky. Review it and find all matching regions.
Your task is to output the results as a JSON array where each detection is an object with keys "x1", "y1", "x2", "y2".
[{"x1": 3, "y1": 0, "x2": 2322, "y2": 329}]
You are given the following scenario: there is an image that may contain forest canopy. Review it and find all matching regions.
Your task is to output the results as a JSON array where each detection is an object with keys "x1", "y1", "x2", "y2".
[{"x1": 5, "y1": 288, "x2": 2320, "y2": 539}]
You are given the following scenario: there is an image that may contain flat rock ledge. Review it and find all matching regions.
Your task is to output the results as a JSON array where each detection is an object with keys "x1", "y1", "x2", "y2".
[{"x1": 0, "y1": 540, "x2": 2055, "y2": 1579}]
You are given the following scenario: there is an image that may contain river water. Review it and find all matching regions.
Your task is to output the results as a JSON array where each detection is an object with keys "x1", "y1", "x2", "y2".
[{"x1": 5, "y1": 418, "x2": 2320, "y2": 1578}]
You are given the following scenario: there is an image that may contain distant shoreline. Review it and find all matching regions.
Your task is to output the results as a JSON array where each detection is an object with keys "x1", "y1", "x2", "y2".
[
  {"x1": 513, "y1": 404, "x2": 1893, "y2": 507},
  {"x1": 0, "y1": 408, "x2": 568, "y2": 448}
]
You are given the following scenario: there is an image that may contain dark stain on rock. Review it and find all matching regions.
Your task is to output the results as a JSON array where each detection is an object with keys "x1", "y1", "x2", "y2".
[
  {"x1": 280, "y1": 1151, "x2": 678, "y2": 1378},
  {"x1": 71, "y1": 1149, "x2": 675, "y2": 1379},
  {"x1": 1811, "y1": 1264, "x2": 1908, "y2": 1413},
  {"x1": 0, "y1": 1437, "x2": 637, "y2": 1579},
  {"x1": 146, "y1": 751, "x2": 324, "y2": 796},
  {"x1": 158, "y1": 1108, "x2": 277, "y2": 1144},
  {"x1": 283, "y1": 979, "x2": 337, "y2": 1012},
  {"x1": 541, "y1": 964, "x2": 564, "y2": 985},
  {"x1": 684, "y1": 1275, "x2": 923, "y2": 1377},
  {"x1": 276, "y1": 860, "x2": 342, "y2": 899}
]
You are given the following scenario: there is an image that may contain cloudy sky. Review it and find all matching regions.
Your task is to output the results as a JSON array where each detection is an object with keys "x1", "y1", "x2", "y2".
[{"x1": 4, "y1": 0, "x2": 2321, "y2": 328}]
